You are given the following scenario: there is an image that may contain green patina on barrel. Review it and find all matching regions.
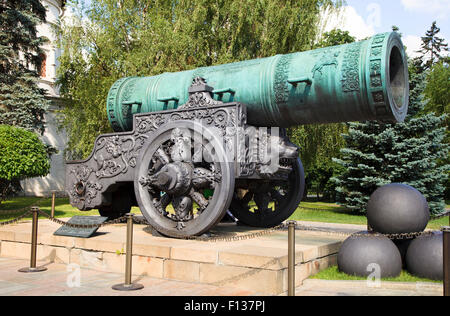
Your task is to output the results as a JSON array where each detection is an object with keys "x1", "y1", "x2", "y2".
[{"x1": 107, "y1": 32, "x2": 409, "y2": 132}]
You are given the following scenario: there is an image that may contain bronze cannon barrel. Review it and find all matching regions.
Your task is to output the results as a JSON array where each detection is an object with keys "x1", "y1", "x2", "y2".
[{"x1": 107, "y1": 32, "x2": 409, "y2": 132}]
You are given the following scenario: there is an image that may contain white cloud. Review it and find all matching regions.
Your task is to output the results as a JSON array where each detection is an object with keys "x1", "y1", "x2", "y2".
[
  {"x1": 320, "y1": 6, "x2": 376, "y2": 40},
  {"x1": 402, "y1": 35, "x2": 423, "y2": 58},
  {"x1": 401, "y1": 0, "x2": 450, "y2": 18}
]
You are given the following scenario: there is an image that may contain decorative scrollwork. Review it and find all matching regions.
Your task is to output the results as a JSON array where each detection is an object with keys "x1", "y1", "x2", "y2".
[
  {"x1": 70, "y1": 165, "x2": 94, "y2": 183},
  {"x1": 274, "y1": 54, "x2": 293, "y2": 108},
  {"x1": 68, "y1": 165, "x2": 103, "y2": 210},
  {"x1": 179, "y1": 77, "x2": 223, "y2": 109},
  {"x1": 341, "y1": 42, "x2": 362, "y2": 93},
  {"x1": 135, "y1": 114, "x2": 167, "y2": 134}
]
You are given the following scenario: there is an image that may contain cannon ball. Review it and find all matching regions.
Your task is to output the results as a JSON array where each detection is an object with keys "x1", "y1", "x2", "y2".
[
  {"x1": 393, "y1": 238, "x2": 414, "y2": 268},
  {"x1": 405, "y1": 232, "x2": 443, "y2": 281},
  {"x1": 367, "y1": 183, "x2": 429, "y2": 234},
  {"x1": 338, "y1": 232, "x2": 402, "y2": 278}
]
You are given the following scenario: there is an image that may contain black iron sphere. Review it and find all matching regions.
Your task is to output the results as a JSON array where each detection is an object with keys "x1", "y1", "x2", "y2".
[
  {"x1": 393, "y1": 238, "x2": 414, "y2": 268},
  {"x1": 406, "y1": 231, "x2": 443, "y2": 281},
  {"x1": 367, "y1": 183, "x2": 429, "y2": 234},
  {"x1": 338, "y1": 232, "x2": 402, "y2": 278}
]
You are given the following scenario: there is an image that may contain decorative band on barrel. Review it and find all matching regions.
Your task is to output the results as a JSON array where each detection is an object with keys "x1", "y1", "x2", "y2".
[{"x1": 364, "y1": 32, "x2": 409, "y2": 123}]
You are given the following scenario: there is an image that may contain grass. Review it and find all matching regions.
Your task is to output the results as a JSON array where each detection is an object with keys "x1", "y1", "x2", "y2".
[
  {"x1": 0, "y1": 196, "x2": 141, "y2": 222},
  {"x1": 310, "y1": 266, "x2": 442, "y2": 284},
  {"x1": 1, "y1": 196, "x2": 448, "y2": 230}
]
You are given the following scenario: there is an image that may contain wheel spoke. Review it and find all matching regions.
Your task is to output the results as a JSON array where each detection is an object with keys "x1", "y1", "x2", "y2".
[
  {"x1": 189, "y1": 188, "x2": 209, "y2": 212},
  {"x1": 192, "y1": 167, "x2": 216, "y2": 189},
  {"x1": 155, "y1": 147, "x2": 171, "y2": 165},
  {"x1": 270, "y1": 189, "x2": 285, "y2": 206},
  {"x1": 241, "y1": 191, "x2": 254, "y2": 206},
  {"x1": 254, "y1": 192, "x2": 272, "y2": 213},
  {"x1": 153, "y1": 193, "x2": 171, "y2": 216},
  {"x1": 172, "y1": 195, "x2": 193, "y2": 221}
]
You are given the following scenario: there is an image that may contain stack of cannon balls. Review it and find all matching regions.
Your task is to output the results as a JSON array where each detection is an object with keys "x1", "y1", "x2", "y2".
[{"x1": 338, "y1": 183, "x2": 443, "y2": 281}]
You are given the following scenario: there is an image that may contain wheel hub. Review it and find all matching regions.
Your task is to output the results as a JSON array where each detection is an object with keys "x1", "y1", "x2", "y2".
[{"x1": 145, "y1": 162, "x2": 193, "y2": 196}]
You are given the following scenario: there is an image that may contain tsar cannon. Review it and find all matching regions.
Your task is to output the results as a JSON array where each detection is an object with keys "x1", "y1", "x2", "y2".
[{"x1": 66, "y1": 32, "x2": 409, "y2": 238}]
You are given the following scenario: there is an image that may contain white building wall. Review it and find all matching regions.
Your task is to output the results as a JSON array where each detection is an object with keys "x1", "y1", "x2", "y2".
[{"x1": 21, "y1": 0, "x2": 67, "y2": 197}]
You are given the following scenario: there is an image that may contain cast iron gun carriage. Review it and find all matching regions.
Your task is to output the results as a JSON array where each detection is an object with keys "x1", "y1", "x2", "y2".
[{"x1": 66, "y1": 32, "x2": 409, "y2": 238}]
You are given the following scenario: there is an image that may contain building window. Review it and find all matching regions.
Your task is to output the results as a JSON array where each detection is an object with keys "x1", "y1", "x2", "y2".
[{"x1": 39, "y1": 53, "x2": 47, "y2": 78}]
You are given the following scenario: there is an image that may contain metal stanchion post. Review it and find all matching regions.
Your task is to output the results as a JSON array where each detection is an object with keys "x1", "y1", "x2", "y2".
[
  {"x1": 287, "y1": 221, "x2": 296, "y2": 296},
  {"x1": 19, "y1": 207, "x2": 47, "y2": 273},
  {"x1": 443, "y1": 226, "x2": 449, "y2": 297},
  {"x1": 112, "y1": 213, "x2": 144, "y2": 291},
  {"x1": 51, "y1": 191, "x2": 56, "y2": 218}
]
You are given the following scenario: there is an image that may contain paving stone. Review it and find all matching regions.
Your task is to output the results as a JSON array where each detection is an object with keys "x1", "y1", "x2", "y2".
[
  {"x1": 0, "y1": 258, "x2": 256, "y2": 296},
  {"x1": 292, "y1": 279, "x2": 443, "y2": 296},
  {"x1": 164, "y1": 259, "x2": 200, "y2": 283}
]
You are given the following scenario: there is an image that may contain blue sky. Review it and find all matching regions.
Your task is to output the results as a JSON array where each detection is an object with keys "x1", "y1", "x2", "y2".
[{"x1": 334, "y1": 0, "x2": 449, "y2": 57}]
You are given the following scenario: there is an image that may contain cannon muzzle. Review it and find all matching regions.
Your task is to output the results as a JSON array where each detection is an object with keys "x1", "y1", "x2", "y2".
[{"x1": 107, "y1": 32, "x2": 408, "y2": 132}]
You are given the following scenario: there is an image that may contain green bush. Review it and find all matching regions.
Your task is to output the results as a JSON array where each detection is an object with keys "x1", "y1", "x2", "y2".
[{"x1": 0, "y1": 125, "x2": 50, "y2": 201}]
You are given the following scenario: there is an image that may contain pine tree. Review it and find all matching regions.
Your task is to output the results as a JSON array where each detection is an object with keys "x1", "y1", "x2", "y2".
[
  {"x1": 417, "y1": 21, "x2": 449, "y2": 72},
  {"x1": 332, "y1": 68, "x2": 449, "y2": 215},
  {"x1": 0, "y1": 0, "x2": 50, "y2": 135}
]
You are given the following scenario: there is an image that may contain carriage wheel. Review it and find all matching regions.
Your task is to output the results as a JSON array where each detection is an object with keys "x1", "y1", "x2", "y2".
[
  {"x1": 229, "y1": 158, "x2": 305, "y2": 228},
  {"x1": 134, "y1": 122, "x2": 235, "y2": 238}
]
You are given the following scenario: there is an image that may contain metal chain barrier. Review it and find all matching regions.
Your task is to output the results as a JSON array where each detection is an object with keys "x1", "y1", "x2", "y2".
[
  {"x1": 183, "y1": 224, "x2": 288, "y2": 243},
  {"x1": 291, "y1": 222, "x2": 439, "y2": 240},
  {"x1": 134, "y1": 216, "x2": 444, "y2": 242},
  {"x1": 0, "y1": 210, "x2": 33, "y2": 226}
]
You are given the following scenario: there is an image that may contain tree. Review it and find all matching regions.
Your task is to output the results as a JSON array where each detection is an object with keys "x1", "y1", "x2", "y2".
[
  {"x1": 314, "y1": 28, "x2": 355, "y2": 48},
  {"x1": 57, "y1": 0, "x2": 343, "y2": 159},
  {"x1": 424, "y1": 61, "x2": 450, "y2": 119},
  {"x1": 423, "y1": 61, "x2": 450, "y2": 199},
  {"x1": 417, "y1": 21, "x2": 449, "y2": 72},
  {"x1": 332, "y1": 69, "x2": 448, "y2": 215},
  {"x1": 0, "y1": 0, "x2": 50, "y2": 135},
  {"x1": 0, "y1": 125, "x2": 50, "y2": 203}
]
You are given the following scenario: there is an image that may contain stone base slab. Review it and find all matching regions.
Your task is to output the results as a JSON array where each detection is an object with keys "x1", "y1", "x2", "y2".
[{"x1": 0, "y1": 219, "x2": 344, "y2": 295}]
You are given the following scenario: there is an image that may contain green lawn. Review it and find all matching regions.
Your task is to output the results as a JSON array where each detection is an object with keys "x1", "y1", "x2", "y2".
[
  {"x1": 1, "y1": 197, "x2": 448, "y2": 230},
  {"x1": 0, "y1": 196, "x2": 141, "y2": 222},
  {"x1": 311, "y1": 266, "x2": 442, "y2": 284}
]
